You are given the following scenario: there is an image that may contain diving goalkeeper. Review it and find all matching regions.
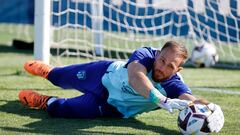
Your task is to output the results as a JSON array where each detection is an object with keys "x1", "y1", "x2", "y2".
[{"x1": 19, "y1": 41, "x2": 224, "y2": 133}]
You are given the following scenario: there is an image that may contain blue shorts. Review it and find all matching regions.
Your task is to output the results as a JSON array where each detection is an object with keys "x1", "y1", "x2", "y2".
[{"x1": 46, "y1": 60, "x2": 123, "y2": 118}]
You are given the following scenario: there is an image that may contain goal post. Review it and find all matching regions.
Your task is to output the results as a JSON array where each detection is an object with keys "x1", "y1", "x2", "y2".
[
  {"x1": 34, "y1": 0, "x2": 51, "y2": 64},
  {"x1": 91, "y1": 0, "x2": 104, "y2": 56}
]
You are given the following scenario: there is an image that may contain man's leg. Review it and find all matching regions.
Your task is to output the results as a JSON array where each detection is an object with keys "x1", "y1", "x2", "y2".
[
  {"x1": 24, "y1": 60, "x2": 112, "y2": 98},
  {"x1": 24, "y1": 60, "x2": 53, "y2": 79},
  {"x1": 47, "y1": 93, "x2": 123, "y2": 118},
  {"x1": 19, "y1": 90, "x2": 123, "y2": 118},
  {"x1": 19, "y1": 90, "x2": 51, "y2": 110}
]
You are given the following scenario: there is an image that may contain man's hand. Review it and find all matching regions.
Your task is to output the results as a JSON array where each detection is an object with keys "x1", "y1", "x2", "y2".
[
  {"x1": 158, "y1": 98, "x2": 191, "y2": 113},
  {"x1": 148, "y1": 88, "x2": 191, "y2": 113},
  {"x1": 207, "y1": 103, "x2": 224, "y2": 133}
]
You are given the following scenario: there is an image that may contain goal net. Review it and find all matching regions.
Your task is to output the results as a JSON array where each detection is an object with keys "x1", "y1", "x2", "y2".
[{"x1": 48, "y1": 0, "x2": 240, "y2": 67}]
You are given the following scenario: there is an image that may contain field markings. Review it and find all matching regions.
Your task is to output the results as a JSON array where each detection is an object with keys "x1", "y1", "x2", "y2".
[{"x1": 191, "y1": 87, "x2": 240, "y2": 95}]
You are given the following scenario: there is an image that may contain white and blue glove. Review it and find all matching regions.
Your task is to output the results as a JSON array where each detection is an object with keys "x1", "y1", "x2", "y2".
[
  {"x1": 158, "y1": 98, "x2": 191, "y2": 113},
  {"x1": 207, "y1": 103, "x2": 224, "y2": 133},
  {"x1": 149, "y1": 88, "x2": 190, "y2": 113}
]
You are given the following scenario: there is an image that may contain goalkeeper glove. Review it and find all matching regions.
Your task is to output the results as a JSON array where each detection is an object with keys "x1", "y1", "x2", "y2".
[
  {"x1": 158, "y1": 98, "x2": 191, "y2": 113},
  {"x1": 149, "y1": 88, "x2": 190, "y2": 113},
  {"x1": 207, "y1": 103, "x2": 224, "y2": 133}
]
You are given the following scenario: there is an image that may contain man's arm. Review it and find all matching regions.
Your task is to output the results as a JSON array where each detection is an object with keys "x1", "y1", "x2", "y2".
[
  {"x1": 127, "y1": 60, "x2": 190, "y2": 113},
  {"x1": 178, "y1": 93, "x2": 209, "y2": 105},
  {"x1": 128, "y1": 61, "x2": 202, "y2": 103},
  {"x1": 127, "y1": 60, "x2": 153, "y2": 98}
]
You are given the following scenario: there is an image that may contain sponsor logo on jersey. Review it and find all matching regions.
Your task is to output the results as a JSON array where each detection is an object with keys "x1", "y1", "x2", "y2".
[{"x1": 77, "y1": 70, "x2": 86, "y2": 80}]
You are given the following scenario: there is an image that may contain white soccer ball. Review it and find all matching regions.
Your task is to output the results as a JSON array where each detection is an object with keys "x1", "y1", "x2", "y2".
[
  {"x1": 191, "y1": 42, "x2": 219, "y2": 67},
  {"x1": 177, "y1": 104, "x2": 212, "y2": 135}
]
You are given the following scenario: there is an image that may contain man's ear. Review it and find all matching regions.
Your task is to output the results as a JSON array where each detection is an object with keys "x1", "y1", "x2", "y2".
[{"x1": 177, "y1": 67, "x2": 183, "y2": 72}]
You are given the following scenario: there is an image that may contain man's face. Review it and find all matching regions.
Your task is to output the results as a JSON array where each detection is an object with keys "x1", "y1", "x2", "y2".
[{"x1": 153, "y1": 49, "x2": 184, "y2": 82}]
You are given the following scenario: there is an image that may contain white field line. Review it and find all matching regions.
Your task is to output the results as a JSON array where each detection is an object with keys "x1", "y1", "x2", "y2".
[{"x1": 190, "y1": 87, "x2": 240, "y2": 95}]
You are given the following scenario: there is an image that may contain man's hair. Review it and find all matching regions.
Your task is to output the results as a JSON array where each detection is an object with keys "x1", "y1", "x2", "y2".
[{"x1": 160, "y1": 41, "x2": 188, "y2": 65}]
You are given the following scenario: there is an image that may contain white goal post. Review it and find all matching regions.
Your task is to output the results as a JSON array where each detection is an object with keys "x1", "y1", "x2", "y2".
[
  {"x1": 35, "y1": 0, "x2": 240, "y2": 66},
  {"x1": 34, "y1": 0, "x2": 51, "y2": 64}
]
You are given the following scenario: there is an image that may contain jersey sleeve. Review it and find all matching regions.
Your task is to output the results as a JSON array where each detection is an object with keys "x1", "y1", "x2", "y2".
[
  {"x1": 161, "y1": 74, "x2": 192, "y2": 98},
  {"x1": 126, "y1": 47, "x2": 156, "y2": 72}
]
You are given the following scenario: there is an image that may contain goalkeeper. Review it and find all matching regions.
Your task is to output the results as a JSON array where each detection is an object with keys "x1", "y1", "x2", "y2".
[{"x1": 19, "y1": 41, "x2": 224, "y2": 133}]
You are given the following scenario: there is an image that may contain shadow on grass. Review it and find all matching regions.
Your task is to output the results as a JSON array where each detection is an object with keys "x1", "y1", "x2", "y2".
[
  {"x1": 0, "y1": 44, "x2": 33, "y2": 54},
  {"x1": 0, "y1": 100, "x2": 180, "y2": 135}
]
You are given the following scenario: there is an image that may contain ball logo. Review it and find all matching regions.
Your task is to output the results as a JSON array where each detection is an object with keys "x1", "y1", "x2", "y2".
[{"x1": 77, "y1": 70, "x2": 86, "y2": 80}]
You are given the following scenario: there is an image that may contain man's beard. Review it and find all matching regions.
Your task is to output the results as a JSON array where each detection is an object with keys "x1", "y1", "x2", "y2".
[{"x1": 152, "y1": 69, "x2": 165, "y2": 82}]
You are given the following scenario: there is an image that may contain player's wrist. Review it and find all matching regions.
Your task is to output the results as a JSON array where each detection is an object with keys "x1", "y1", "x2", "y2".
[{"x1": 148, "y1": 88, "x2": 166, "y2": 104}]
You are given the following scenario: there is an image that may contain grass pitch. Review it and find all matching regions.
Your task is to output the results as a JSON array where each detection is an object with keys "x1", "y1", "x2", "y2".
[{"x1": 0, "y1": 44, "x2": 240, "y2": 135}]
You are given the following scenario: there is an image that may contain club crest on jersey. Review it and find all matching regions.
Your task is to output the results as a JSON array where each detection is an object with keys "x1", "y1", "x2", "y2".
[{"x1": 77, "y1": 70, "x2": 86, "y2": 80}]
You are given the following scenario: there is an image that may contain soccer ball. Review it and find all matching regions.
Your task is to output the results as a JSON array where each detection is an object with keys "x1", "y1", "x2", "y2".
[
  {"x1": 191, "y1": 42, "x2": 219, "y2": 67},
  {"x1": 177, "y1": 104, "x2": 212, "y2": 135}
]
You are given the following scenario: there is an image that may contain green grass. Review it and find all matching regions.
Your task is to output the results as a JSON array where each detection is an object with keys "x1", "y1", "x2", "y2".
[{"x1": 0, "y1": 44, "x2": 240, "y2": 135}]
